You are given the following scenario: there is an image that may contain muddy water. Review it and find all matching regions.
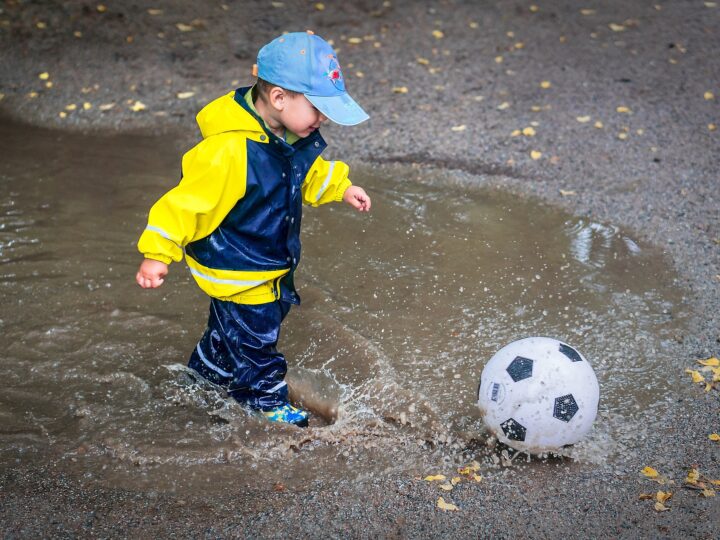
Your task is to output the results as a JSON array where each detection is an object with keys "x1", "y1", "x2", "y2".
[{"x1": 0, "y1": 120, "x2": 688, "y2": 494}]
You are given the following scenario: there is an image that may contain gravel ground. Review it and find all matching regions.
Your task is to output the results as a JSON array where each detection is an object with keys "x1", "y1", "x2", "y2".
[{"x1": 1, "y1": 0, "x2": 718, "y2": 537}]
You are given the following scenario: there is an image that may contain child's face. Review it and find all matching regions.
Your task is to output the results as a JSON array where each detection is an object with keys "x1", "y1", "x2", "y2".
[{"x1": 278, "y1": 94, "x2": 328, "y2": 138}]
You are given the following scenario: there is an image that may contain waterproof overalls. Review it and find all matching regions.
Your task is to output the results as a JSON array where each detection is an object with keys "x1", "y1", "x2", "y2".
[{"x1": 137, "y1": 87, "x2": 352, "y2": 409}]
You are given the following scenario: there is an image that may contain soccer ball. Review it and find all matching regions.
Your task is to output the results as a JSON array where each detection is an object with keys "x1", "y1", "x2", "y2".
[{"x1": 477, "y1": 337, "x2": 600, "y2": 453}]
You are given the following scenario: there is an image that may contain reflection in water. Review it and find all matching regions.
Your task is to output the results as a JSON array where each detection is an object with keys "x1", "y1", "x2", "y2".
[{"x1": 0, "y1": 121, "x2": 689, "y2": 494}]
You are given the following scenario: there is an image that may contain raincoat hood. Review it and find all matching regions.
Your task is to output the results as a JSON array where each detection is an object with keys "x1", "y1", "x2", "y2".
[{"x1": 195, "y1": 90, "x2": 263, "y2": 139}]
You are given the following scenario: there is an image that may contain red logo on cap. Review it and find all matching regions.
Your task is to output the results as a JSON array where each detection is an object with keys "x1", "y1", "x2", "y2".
[{"x1": 325, "y1": 57, "x2": 343, "y2": 88}]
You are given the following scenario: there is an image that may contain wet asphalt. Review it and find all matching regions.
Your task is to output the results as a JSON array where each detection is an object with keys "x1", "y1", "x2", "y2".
[{"x1": 0, "y1": 0, "x2": 718, "y2": 537}]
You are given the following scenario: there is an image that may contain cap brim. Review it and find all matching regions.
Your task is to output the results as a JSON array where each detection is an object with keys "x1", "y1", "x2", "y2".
[{"x1": 306, "y1": 93, "x2": 369, "y2": 126}]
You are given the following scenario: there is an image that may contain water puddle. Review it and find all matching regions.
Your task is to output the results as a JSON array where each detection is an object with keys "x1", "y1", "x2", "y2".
[{"x1": 0, "y1": 120, "x2": 689, "y2": 494}]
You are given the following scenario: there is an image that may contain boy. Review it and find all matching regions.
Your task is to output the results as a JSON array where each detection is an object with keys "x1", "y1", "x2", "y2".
[{"x1": 135, "y1": 31, "x2": 371, "y2": 427}]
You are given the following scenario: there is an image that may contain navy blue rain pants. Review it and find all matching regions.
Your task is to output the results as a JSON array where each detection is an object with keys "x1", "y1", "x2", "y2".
[{"x1": 188, "y1": 298, "x2": 291, "y2": 410}]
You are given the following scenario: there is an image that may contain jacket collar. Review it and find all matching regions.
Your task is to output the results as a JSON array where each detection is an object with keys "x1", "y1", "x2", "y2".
[{"x1": 233, "y1": 87, "x2": 327, "y2": 157}]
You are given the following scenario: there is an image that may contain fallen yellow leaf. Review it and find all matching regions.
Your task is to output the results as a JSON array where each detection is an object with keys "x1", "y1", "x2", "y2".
[
  {"x1": 451, "y1": 476, "x2": 462, "y2": 485},
  {"x1": 457, "y1": 462, "x2": 480, "y2": 475},
  {"x1": 594, "y1": 121, "x2": 604, "y2": 128},
  {"x1": 581, "y1": 9, "x2": 596, "y2": 15},
  {"x1": 698, "y1": 357, "x2": 719, "y2": 367},
  {"x1": 432, "y1": 30, "x2": 444, "y2": 39},
  {"x1": 529, "y1": 5, "x2": 539, "y2": 12},
  {"x1": 439, "y1": 483, "x2": 454, "y2": 491},
  {"x1": 177, "y1": 91, "x2": 195, "y2": 99},
  {"x1": 315, "y1": 2, "x2": 325, "y2": 10},
  {"x1": 176, "y1": 23, "x2": 193, "y2": 32},
  {"x1": 704, "y1": 91, "x2": 715, "y2": 100},
  {"x1": 472, "y1": 474, "x2": 482, "y2": 482},
  {"x1": 685, "y1": 369, "x2": 705, "y2": 383},
  {"x1": 540, "y1": 81, "x2": 552, "y2": 89},
  {"x1": 99, "y1": 103, "x2": 115, "y2": 111},
  {"x1": 451, "y1": 125, "x2": 467, "y2": 132},
  {"x1": 656, "y1": 491, "x2": 672, "y2": 503},
  {"x1": 522, "y1": 126, "x2": 536, "y2": 136},
  {"x1": 416, "y1": 57, "x2": 430, "y2": 65},
  {"x1": 392, "y1": 87, "x2": 408, "y2": 94},
  {"x1": 347, "y1": 37, "x2": 362, "y2": 44},
  {"x1": 618, "y1": 132, "x2": 628, "y2": 140},
  {"x1": 709, "y1": 434, "x2": 720, "y2": 441},
  {"x1": 36, "y1": 22, "x2": 47, "y2": 29},
  {"x1": 497, "y1": 102, "x2": 510, "y2": 110},
  {"x1": 654, "y1": 501, "x2": 670, "y2": 512},
  {"x1": 437, "y1": 497, "x2": 459, "y2": 511},
  {"x1": 424, "y1": 474, "x2": 446, "y2": 482},
  {"x1": 530, "y1": 150, "x2": 542, "y2": 160},
  {"x1": 130, "y1": 101, "x2": 146, "y2": 112},
  {"x1": 560, "y1": 189, "x2": 576, "y2": 196},
  {"x1": 511, "y1": 129, "x2": 521, "y2": 137},
  {"x1": 701, "y1": 489, "x2": 715, "y2": 497},
  {"x1": 616, "y1": 106, "x2": 632, "y2": 113},
  {"x1": 96, "y1": 4, "x2": 107, "y2": 13},
  {"x1": 641, "y1": 467, "x2": 659, "y2": 479},
  {"x1": 83, "y1": 102, "x2": 92, "y2": 110},
  {"x1": 495, "y1": 56, "x2": 504, "y2": 64},
  {"x1": 39, "y1": 72, "x2": 50, "y2": 80},
  {"x1": 147, "y1": 9, "x2": 163, "y2": 15},
  {"x1": 58, "y1": 111, "x2": 67, "y2": 119},
  {"x1": 609, "y1": 23, "x2": 626, "y2": 32},
  {"x1": 576, "y1": 115, "x2": 591, "y2": 123},
  {"x1": 469, "y1": 21, "x2": 479, "y2": 29},
  {"x1": 686, "y1": 468, "x2": 700, "y2": 484},
  {"x1": 65, "y1": 104, "x2": 77, "y2": 111}
]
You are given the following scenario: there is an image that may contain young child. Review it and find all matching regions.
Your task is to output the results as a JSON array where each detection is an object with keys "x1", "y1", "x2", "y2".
[{"x1": 135, "y1": 31, "x2": 371, "y2": 427}]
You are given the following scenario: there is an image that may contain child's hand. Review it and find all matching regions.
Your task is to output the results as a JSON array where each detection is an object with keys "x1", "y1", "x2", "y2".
[
  {"x1": 343, "y1": 185, "x2": 371, "y2": 212},
  {"x1": 136, "y1": 258, "x2": 168, "y2": 288}
]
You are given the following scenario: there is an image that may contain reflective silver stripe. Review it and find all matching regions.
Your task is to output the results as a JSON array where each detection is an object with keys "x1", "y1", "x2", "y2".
[
  {"x1": 195, "y1": 344, "x2": 232, "y2": 378},
  {"x1": 188, "y1": 267, "x2": 267, "y2": 287},
  {"x1": 267, "y1": 381, "x2": 287, "y2": 393},
  {"x1": 315, "y1": 161, "x2": 335, "y2": 202},
  {"x1": 145, "y1": 225, "x2": 179, "y2": 245}
]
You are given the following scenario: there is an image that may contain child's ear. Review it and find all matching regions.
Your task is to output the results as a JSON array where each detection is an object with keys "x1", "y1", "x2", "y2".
[{"x1": 268, "y1": 86, "x2": 286, "y2": 111}]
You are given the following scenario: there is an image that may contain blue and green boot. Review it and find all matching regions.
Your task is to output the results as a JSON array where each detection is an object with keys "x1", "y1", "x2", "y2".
[{"x1": 262, "y1": 403, "x2": 309, "y2": 427}]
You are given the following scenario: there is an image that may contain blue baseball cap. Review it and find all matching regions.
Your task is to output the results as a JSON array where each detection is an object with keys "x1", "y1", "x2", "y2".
[{"x1": 257, "y1": 31, "x2": 369, "y2": 126}]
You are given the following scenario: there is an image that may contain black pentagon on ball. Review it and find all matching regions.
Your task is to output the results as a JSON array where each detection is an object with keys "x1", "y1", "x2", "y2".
[
  {"x1": 559, "y1": 343, "x2": 583, "y2": 362},
  {"x1": 506, "y1": 356, "x2": 533, "y2": 382},
  {"x1": 553, "y1": 394, "x2": 579, "y2": 422},
  {"x1": 500, "y1": 418, "x2": 527, "y2": 441}
]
